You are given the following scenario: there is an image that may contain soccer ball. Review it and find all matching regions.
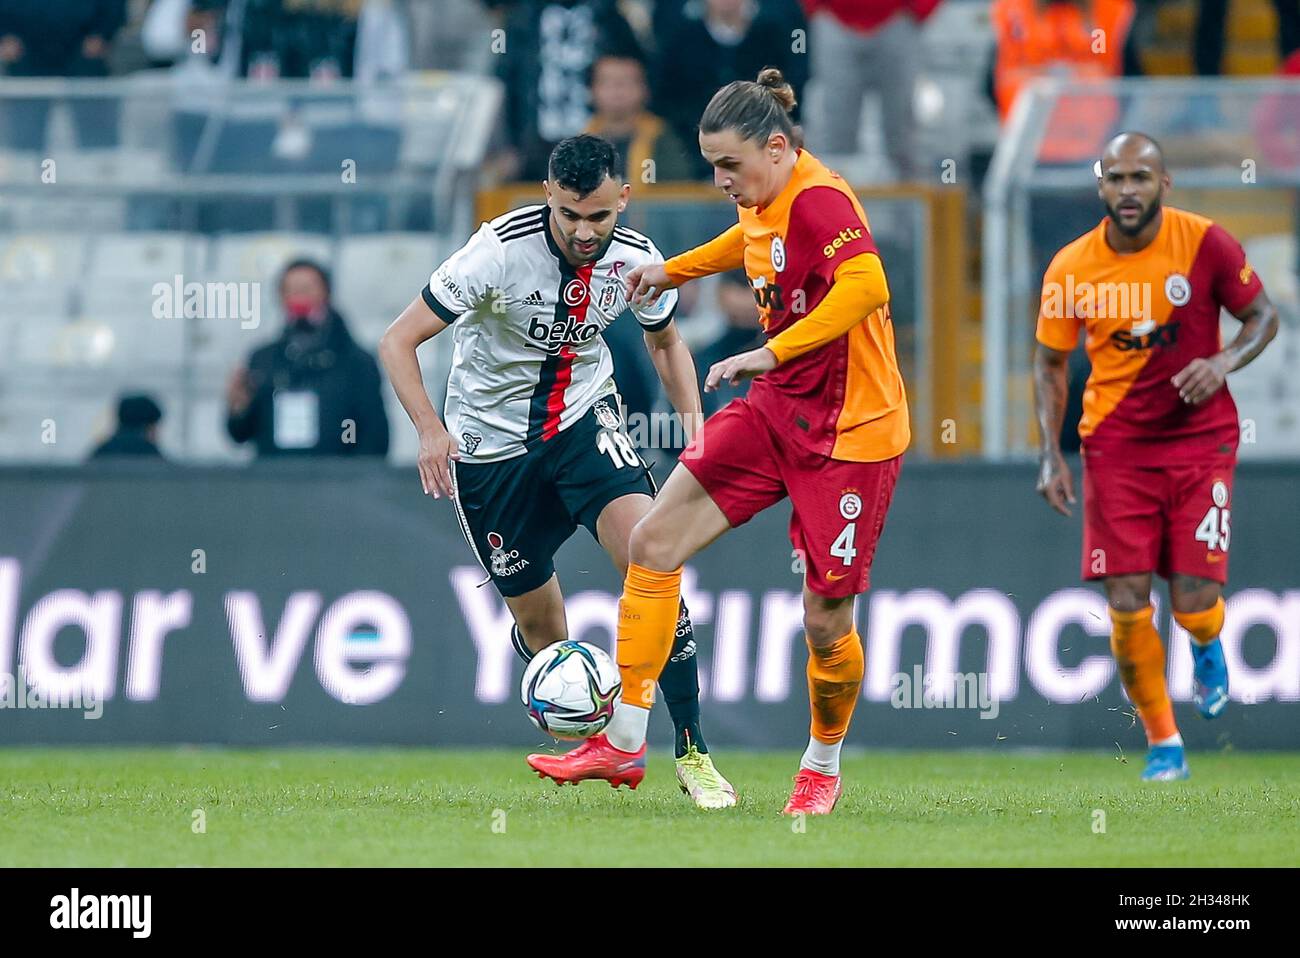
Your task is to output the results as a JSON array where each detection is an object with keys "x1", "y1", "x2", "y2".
[{"x1": 521, "y1": 640, "x2": 621, "y2": 740}]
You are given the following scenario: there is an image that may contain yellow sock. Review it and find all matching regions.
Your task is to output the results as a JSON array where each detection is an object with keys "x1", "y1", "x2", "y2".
[
  {"x1": 807, "y1": 629, "x2": 865, "y2": 744},
  {"x1": 616, "y1": 563, "x2": 682, "y2": 708},
  {"x1": 1173, "y1": 597, "x2": 1225, "y2": 645},
  {"x1": 1109, "y1": 605, "x2": 1177, "y2": 743}
]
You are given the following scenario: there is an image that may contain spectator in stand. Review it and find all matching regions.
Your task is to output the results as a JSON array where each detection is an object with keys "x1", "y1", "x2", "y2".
[
  {"x1": 652, "y1": 0, "x2": 807, "y2": 56},
  {"x1": 493, "y1": 0, "x2": 642, "y2": 181},
  {"x1": 0, "y1": 0, "x2": 128, "y2": 151},
  {"x1": 990, "y1": 0, "x2": 1133, "y2": 166},
  {"x1": 140, "y1": 0, "x2": 226, "y2": 69},
  {"x1": 654, "y1": 0, "x2": 808, "y2": 179},
  {"x1": 1197, "y1": 1, "x2": 1300, "y2": 76},
  {"x1": 226, "y1": 259, "x2": 390, "y2": 458},
  {"x1": 583, "y1": 50, "x2": 696, "y2": 184},
  {"x1": 90, "y1": 394, "x2": 166, "y2": 460},
  {"x1": 407, "y1": 0, "x2": 497, "y2": 73},
  {"x1": 694, "y1": 270, "x2": 765, "y2": 417},
  {"x1": 1278, "y1": 1, "x2": 1300, "y2": 61},
  {"x1": 142, "y1": 0, "x2": 408, "y2": 230},
  {"x1": 801, "y1": 0, "x2": 940, "y2": 181},
  {"x1": 142, "y1": 0, "x2": 408, "y2": 81}
]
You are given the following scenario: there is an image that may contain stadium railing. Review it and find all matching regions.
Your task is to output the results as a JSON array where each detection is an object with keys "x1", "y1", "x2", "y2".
[
  {"x1": 983, "y1": 77, "x2": 1300, "y2": 460},
  {"x1": 0, "y1": 73, "x2": 501, "y2": 464}
]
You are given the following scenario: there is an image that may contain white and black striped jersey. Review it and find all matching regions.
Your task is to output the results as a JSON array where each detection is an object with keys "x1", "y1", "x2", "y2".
[{"x1": 422, "y1": 204, "x2": 679, "y2": 462}]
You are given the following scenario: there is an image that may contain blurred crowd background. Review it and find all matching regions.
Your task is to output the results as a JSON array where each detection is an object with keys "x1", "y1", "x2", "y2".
[{"x1": 2, "y1": 0, "x2": 1299, "y2": 471}]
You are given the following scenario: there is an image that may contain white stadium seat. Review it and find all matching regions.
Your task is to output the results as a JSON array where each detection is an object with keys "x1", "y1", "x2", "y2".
[
  {"x1": 209, "y1": 232, "x2": 334, "y2": 287},
  {"x1": 180, "y1": 397, "x2": 255, "y2": 463},
  {"x1": 1235, "y1": 235, "x2": 1300, "y2": 457},
  {"x1": 0, "y1": 396, "x2": 113, "y2": 463},
  {"x1": 0, "y1": 233, "x2": 89, "y2": 286},
  {"x1": 0, "y1": 282, "x2": 76, "y2": 322},
  {"x1": 189, "y1": 315, "x2": 270, "y2": 372},
  {"x1": 85, "y1": 232, "x2": 205, "y2": 283},
  {"x1": 56, "y1": 149, "x2": 169, "y2": 187},
  {"x1": 334, "y1": 233, "x2": 440, "y2": 333},
  {"x1": 13, "y1": 316, "x2": 120, "y2": 369},
  {"x1": 0, "y1": 151, "x2": 42, "y2": 184}
]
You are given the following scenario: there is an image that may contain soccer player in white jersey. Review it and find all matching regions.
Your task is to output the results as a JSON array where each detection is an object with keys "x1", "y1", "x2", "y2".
[{"x1": 380, "y1": 135, "x2": 736, "y2": 807}]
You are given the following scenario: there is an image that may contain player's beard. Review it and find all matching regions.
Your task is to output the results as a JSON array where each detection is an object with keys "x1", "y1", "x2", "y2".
[
  {"x1": 1106, "y1": 194, "x2": 1162, "y2": 237},
  {"x1": 568, "y1": 231, "x2": 612, "y2": 264}
]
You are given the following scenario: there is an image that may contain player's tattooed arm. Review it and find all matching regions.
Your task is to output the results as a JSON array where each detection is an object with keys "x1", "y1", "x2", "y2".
[
  {"x1": 1172, "y1": 291, "x2": 1280, "y2": 406},
  {"x1": 643, "y1": 321, "x2": 704, "y2": 442},
  {"x1": 379, "y1": 295, "x2": 459, "y2": 499},
  {"x1": 1033, "y1": 344, "x2": 1077, "y2": 517}
]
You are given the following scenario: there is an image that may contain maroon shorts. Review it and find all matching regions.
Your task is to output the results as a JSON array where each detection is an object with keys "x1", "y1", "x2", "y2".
[
  {"x1": 1081, "y1": 454, "x2": 1235, "y2": 583},
  {"x1": 680, "y1": 398, "x2": 902, "y2": 598}
]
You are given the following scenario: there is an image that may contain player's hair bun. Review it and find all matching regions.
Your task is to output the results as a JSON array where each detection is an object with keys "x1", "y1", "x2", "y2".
[
  {"x1": 700, "y1": 67, "x2": 799, "y2": 146},
  {"x1": 756, "y1": 67, "x2": 797, "y2": 114}
]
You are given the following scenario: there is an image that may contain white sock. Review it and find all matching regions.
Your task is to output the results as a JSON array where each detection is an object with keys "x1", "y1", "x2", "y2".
[
  {"x1": 1152, "y1": 733, "x2": 1184, "y2": 748},
  {"x1": 800, "y1": 737, "x2": 842, "y2": 776},
  {"x1": 605, "y1": 703, "x2": 650, "y2": 752}
]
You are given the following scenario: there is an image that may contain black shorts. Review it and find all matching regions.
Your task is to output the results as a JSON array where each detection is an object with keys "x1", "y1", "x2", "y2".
[{"x1": 450, "y1": 397, "x2": 655, "y2": 597}]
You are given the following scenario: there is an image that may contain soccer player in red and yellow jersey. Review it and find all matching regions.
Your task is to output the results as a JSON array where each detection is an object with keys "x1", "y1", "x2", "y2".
[
  {"x1": 1034, "y1": 132, "x2": 1279, "y2": 781},
  {"x1": 527, "y1": 68, "x2": 909, "y2": 814}
]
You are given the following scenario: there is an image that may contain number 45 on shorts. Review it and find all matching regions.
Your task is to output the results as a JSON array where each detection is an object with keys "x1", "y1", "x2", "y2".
[
  {"x1": 1194, "y1": 505, "x2": 1230, "y2": 552},
  {"x1": 1194, "y1": 478, "x2": 1232, "y2": 553}
]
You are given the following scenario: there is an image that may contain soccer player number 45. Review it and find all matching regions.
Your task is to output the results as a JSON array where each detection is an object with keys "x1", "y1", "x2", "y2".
[{"x1": 1194, "y1": 505, "x2": 1231, "y2": 552}]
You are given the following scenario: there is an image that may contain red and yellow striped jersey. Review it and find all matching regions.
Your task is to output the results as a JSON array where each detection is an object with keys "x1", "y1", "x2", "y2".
[
  {"x1": 1036, "y1": 206, "x2": 1263, "y2": 464},
  {"x1": 664, "y1": 149, "x2": 909, "y2": 462}
]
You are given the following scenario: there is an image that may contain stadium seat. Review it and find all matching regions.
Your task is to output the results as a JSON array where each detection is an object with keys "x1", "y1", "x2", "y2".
[
  {"x1": 0, "y1": 395, "x2": 114, "y2": 463},
  {"x1": 0, "y1": 282, "x2": 76, "y2": 323},
  {"x1": 0, "y1": 150, "x2": 42, "y2": 184},
  {"x1": 1234, "y1": 234, "x2": 1300, "y2": 457},
  {"x1": 0, "y1": 233, "x2": 89, "y2": 286},
  {"x1": 85, "y1": 232, "x2": 204, "y2": 283},
  {"x1": 334, "y1": 233, "x2": 440, "y2": 334},
  {"x1": 189, "y1": 315, "x2": 271, "y2": 372},
  {"x1": 209, "y1": 232, "x2": 334, "y2": 287},
  {"x1": 13, "y1": 316, "x2": 120, "y2": 369},
  {"x1": 180, "y1": 397, "x2": 252, "y2": 463},
  {"x1": 56, "y1": 149, "x2": 169, "y2": 186}
]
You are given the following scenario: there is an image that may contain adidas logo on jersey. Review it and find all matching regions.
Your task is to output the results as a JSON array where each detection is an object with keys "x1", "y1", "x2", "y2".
[{"x1": 522, "y1": 289, "x2": 546, "y2": 307}]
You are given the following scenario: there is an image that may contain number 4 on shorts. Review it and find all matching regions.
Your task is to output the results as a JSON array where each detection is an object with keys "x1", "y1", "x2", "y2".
[{"x1": 831, "y1": 522, "x2": 857, "y2": 566}]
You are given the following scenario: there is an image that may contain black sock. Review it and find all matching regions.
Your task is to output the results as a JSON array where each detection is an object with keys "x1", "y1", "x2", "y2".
[
  {"x1": 510, "y1": 623, "x2": 534, "y2": 664},
  {"x1": 658, "y1": 599, "x2": 707, "y2": 757}
]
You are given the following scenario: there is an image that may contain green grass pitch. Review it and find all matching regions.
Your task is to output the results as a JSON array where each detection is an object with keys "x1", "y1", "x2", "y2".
[{"x1": 1, "y1": 748, "x2": 1297, "y2": 867}]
